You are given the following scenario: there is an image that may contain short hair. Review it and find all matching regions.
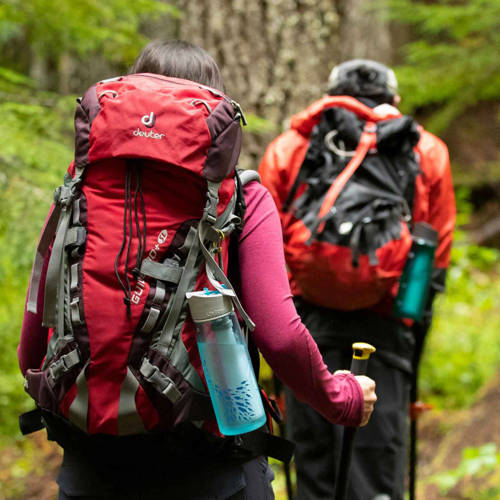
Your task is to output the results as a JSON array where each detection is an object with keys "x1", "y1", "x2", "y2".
[{"x1": 131, "y1": 40, "x2": 225, "y2": 92}]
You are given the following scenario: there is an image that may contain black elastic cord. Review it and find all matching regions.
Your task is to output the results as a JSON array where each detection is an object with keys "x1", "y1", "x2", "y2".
[
  {"x1": 124, "y1": 166, "x2": 134, "y2": 315},
  {"x1": 115, "y1": 166, "x2": 132, "y2": 315},
  {"x1": 133, "y1": 167, "x2": 145, "y2": 275}
]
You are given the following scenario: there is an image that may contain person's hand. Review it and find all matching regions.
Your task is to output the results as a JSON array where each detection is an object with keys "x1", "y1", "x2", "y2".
[
  {"x1": 355, "y1": 375, "x2": 377, "y2": 426},
  {"x1": 334, "y1": 370, "x2": 377, "y2": 426}
]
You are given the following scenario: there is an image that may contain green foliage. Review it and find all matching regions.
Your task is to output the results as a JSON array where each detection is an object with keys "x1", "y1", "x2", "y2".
[
  {"x1": 0, "y1": 69, "x2": 75, "y2": 436},
  {"x1": 0, "y1": 0, "x2": 179, "y2": 70},
  {"x1": 386, "y1": 0, "x2": 500, "y2": 133},
  {"x1": 244, "y1": 113, "x2": 278, "y2": 135},
  {"x1": 428, "y1": 443, "x2": 500, "y2": 497},
  {"x1": 419, "y1": 189, "x2": 500, "y2": 409}
]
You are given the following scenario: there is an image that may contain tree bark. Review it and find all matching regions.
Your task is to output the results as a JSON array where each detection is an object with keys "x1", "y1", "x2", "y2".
[
  {"x1": 333, "y1": 0, "x2": 393, "y2": 64},
  {"x1": 175, "y1": 0, "x2": 342, "y2": 167}
]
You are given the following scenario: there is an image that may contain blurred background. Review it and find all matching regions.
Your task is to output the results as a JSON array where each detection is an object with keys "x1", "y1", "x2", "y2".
[{"x1": 0, "y1": 1, "x2": 499, "y2": 498}]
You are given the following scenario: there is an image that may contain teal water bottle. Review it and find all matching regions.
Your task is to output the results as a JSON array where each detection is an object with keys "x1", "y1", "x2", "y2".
[
  {"x1": 394, "y1": 222, "x2": 438, "y2": 321},
  {"x1": 186, "y1": 289, "x2": 266, "y2": 435}
]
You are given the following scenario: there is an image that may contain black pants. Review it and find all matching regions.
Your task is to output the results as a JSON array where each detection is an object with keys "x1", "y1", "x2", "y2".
[
  {"x1": 57, "y1": 452, "x2": 274, "y2": 499},
  {"x1": 286, "y1": 299, "x2": 414, "y2": 500},
  {"x1": 50, "y1": 419, "x2": 275, "y2": 500}
]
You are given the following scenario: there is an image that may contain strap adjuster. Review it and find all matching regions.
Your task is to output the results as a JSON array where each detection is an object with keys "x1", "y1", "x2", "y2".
[
  {"x1": 48, "y1": 349, "x2": 81, "y2": 384},
  {"x1": 53, "y1": 185, "x2": 74, "y2": 207},
  {"x1": 140, "y1": 358, "x2": 182, "y2": 404}
]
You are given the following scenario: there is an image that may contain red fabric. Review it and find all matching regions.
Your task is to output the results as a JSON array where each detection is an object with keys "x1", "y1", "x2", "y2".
[
  {"x1": 81, "y1": 159, "x2": 234, "y2": 434},
  {"x1": 59, "y1": 384, "x2": 78, "y2": 418},
  {"x1": 89, "y1": 76, "x2": 220, "y2": 173},
  {"x1": 18, "y1": 180, "x2": 364, "y2": 429},
  {"x1": 135, "y1": 386, "x2": 160, "y2": 431},
  {"x1": 259, "y1": 97, "x2": 456, "y2": 309}
]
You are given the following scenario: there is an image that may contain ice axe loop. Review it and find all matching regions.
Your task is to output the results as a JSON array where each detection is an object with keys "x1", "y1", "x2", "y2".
[{"x1": 334, "y1": 342, "x2": 376, "y2": 500}]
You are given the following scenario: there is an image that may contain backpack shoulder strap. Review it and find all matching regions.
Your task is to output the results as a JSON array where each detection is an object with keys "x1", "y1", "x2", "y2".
[{"x1": 313, "y1": 122, "x2": 377, "y2": 236}]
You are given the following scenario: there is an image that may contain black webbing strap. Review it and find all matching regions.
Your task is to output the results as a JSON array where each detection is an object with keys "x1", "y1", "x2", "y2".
[
  {"x1": 20, "y1": 407, "x2": 295, "y2": 464},
  {"x1": 282, "y1": 162, "x2": 310, "y2": 213},
  {"x1": 19, "y1": 408, "x2": 44, "y2": 435},
  {"x1": 375, "y1": 348, "x2": 413, "y2": 375},
  {"x1": 238, "y1": 430, "x2": 295, "y2": 463}
]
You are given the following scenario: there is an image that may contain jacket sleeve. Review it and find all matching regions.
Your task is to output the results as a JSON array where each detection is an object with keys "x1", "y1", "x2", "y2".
[
  {"x1": 417, "y1": 130, "x2": 456, "y2": 287},
  {"x1": 413, "y1": 131, "x2": 456, "y2": 346}
]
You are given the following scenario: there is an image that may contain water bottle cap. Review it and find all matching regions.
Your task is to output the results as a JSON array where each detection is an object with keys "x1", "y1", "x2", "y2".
[
  {"x1": 186, "y1": 290, "x2": 234, "y2": 322},
  {"x1": 412, "y1": 221, "x2": 438, "y2": 245}
]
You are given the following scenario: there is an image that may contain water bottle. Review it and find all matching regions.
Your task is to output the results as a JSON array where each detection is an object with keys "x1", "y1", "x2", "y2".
[
  {"x1": 394, "y1": 222, "x2": 438, "y2": 321},
  {"x1": 186, "y1": 289, "x2": 266, "y2": 435}
]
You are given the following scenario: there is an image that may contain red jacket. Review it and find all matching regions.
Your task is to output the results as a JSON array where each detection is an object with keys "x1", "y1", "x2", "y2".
[{"x1": 259, "y1": 96, "x2": 455, "y2": 313}]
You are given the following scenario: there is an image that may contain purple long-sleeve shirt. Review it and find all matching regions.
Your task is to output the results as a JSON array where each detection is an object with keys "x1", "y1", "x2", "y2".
[{"x1": 18, "y1": 180, "x2": 363, "y2": 427}]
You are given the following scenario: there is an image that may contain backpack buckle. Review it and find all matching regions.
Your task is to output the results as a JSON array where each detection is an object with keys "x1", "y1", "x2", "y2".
[
  {"x1": 54, "y1": 185, "x2": 75, "y2": 207},
  {"x1": 48, "y1": 349, "x2": 81, "y2": 386}
]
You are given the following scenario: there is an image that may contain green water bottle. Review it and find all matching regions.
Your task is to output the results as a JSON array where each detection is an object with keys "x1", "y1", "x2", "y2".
[{"x1": 394, "y1": 222, "x2": 438, "y2": 321}]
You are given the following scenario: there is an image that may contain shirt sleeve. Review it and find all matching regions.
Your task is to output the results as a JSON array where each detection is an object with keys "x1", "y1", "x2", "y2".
[{"x1": 237, "y1": 180, "x2": 364, "y2": 426}]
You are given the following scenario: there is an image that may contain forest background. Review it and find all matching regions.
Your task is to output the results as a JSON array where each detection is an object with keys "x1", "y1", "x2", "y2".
[{"x1": 0, "y1": 0, "x2": 499, "y2": 498}]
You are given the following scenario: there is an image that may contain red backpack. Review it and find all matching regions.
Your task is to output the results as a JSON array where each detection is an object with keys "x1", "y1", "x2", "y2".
[
  {"x1": 282, "y1": 98, "x2": 421, "y2": 310},
  {"x1": 22, "y1": 74, "x2": 257, "y2": 437}
]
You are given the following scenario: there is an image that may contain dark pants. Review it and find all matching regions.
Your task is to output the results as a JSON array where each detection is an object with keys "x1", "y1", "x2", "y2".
[
  {"x1": 286, "y1": 299, "x2": 414, "y2": 500},
  {"x1": 51, "y1": 419, "x2": 275, "y2": 500},
  {"x1": 57, "y1": 453, "x2": 274, "y2": 500}
]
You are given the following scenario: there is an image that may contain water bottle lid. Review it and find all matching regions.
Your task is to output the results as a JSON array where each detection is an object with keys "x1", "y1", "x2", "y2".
[
  {"x1": 186, "y1": 290, "x2": 234, "y2": 322},
  {"x1": 412, "y1": 221, "x2": 438, "y2": 244}
]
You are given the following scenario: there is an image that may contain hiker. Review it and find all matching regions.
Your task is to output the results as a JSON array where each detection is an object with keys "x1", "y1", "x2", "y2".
[
  {"x1": 18, "y1": 41, "x2": 376, "y2": 500},
  {"x1": 259, "y1": 59, "x2": 455, "y2": 500}
]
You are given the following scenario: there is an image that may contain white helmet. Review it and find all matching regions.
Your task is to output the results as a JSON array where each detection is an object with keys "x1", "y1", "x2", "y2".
[{"x1": 327, "y1": 59, "x2": 398, "y2": 103}]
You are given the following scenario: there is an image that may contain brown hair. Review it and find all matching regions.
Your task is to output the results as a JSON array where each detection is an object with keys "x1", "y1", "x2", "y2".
[{"x1": 130, "y1": 40, "x2": 225, "y2": 92}]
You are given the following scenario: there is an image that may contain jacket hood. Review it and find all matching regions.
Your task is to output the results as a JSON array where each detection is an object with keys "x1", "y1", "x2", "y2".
[{"x1": 290, "y1": 95, "x2": 401, "y2": 137}]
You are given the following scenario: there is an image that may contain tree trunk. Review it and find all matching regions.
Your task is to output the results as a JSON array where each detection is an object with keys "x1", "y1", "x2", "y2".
[
  {"x1": 29, "y1": 47, "x2": 50, "y2": 90},
  {"x1": 175, "y1": 0, "x2": 342, "y2": 167},
  {"x1": 333, "y1": 0, "x2": 393, "y2": 64},
  {"x1": 175, "y1": 0, "x2": 395, "y2": 167}
]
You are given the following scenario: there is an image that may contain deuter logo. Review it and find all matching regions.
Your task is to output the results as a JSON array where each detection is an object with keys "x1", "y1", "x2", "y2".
[
  {"x1": 133, "y1": 111, "x2": 164, "y2": 139},
  {"x1": 141, "y1": 112, "x2": 156, "y2": 128},
  {"x1": 133, "y1": 128, "x2": 165, "y2": 140}
]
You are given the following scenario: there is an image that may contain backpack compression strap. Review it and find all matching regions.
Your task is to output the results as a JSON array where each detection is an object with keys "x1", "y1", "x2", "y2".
[
  {"x1": 315, "y1": 122, "x2": 377, "y2": 236},
  {"x1": 27, "y1": 167, "x2": 84, "y2": 325},
  {"x1": 154, "y1": 179, "x2": 255, "y2": 361},
  {"x1": 199, "y1": 171, "x2": 259, "y2": 331}
]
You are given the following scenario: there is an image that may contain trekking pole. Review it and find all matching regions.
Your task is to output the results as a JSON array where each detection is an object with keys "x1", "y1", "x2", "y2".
[
  {"x1": 409, "y1": 399, "x2": 433, "y2": 500},
  {"x1": 334, "y1": 342, "x2": 376, "y2": 500},
  {"x1": 408, "y1": 320, "x2": 433, "y2": 500}
]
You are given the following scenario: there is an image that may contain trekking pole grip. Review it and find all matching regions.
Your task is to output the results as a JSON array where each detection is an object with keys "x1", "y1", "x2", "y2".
[{"x1": 350, "y1": 342, "x2": 376, "y2": 376}]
